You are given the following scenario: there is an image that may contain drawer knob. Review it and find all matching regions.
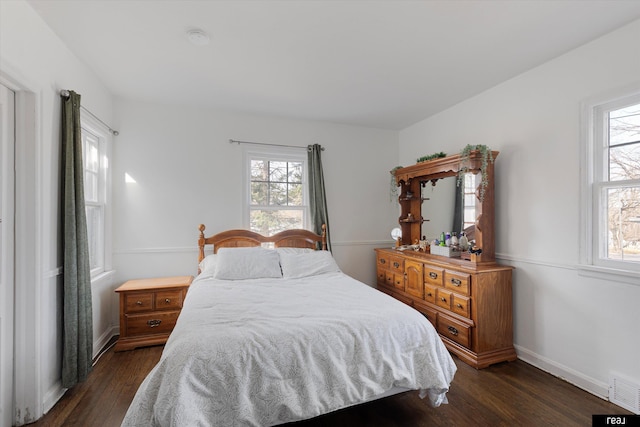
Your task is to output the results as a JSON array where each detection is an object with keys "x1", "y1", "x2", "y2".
[
  {"x1": 147, "y1": 319, "x2": 162, "y2": 328},
  {"x1": 427, "y1": 292, "x2": 432, "y2": 297},
  {"x1": 448, "y1": 326, "x2": 459, "y2": 336},
  {"x1": 456, "y1": 303, "x2": 463, "y2": 308},
  {"x1": 165, "y1": 298, "x2": 171, "y2": 303},
  {"x1": 380, "y1": 259, "x2": 386, "y2": 264},
  {"x1": 429, "y1": 272, "x2": 438, "y2": 279},
  {"x1": 136, "y1": 300, "x2": 143, "y2": 305},
  {"x1": 393, "y1": 262, "x2": 400, "y2": 268},
  {"x1": 451, "y1": 278, "x2": 462, "y2": 286},
  {"x1": 440, "y1": 297, "x2": 447, "y2": 302}
]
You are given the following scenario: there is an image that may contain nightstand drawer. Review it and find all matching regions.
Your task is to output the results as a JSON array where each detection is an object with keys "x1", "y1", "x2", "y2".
[
  {"x1": 125, "y1": 293, "x2": 154, "y2": 313},
  {"x1": 155, "y1": 290, "x2": 183, "y2": 310},
  {"x1": 125, "y1": 311, "x2": 180, "y2": 336}
]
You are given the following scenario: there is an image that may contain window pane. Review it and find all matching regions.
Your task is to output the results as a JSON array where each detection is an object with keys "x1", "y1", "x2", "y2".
[
  {"x1": 85, "y1": 205, "x2": 103, "y2": 270},
  {"x1": 269, "y1": 182, "x2": 287, "y2": 205},
  {"x1": 288, "y1": 183, "x2": 302, "y2": 205},
  {"x1": 609, "y1": 143, "x2": 640, "y2": 181},
  {"x1": 609, "y1": 104, "x2": 640, "y2": 146},
  {"x1": 249, "y1": 209, "x2": 303, "y2": 235},
  {"x1": 605, "y1": 186, "x2": 640, "y2": 263},
  {"x1": 269, "y1": 161, "x2": 287, "y2": 182},
  {"x1": 83, "y1": 136, "x2": 99, "y2": 173},
  {"x1": 288, "y1": 162, "x2": 303, "y2": 183},
  {"x1": 251, "y1": 160, "x2": 267, "y2": 181},
  {"x1": 250, "y1": 182, "x2": 267, "y2": 205},
  {"x1": 84, "y1": 171, "x2": 98, "y2": 203}
]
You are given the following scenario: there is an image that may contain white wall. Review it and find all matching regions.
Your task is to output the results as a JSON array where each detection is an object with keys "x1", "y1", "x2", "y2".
[
  {"x1": 111, "y1": 99, "x2": 398, "y2": 287},
  {"x1": 0, "y1": 0, "x2": 115, "y2": 424},
  {"x1": 399, "y1": 19, "x2": 640, "y2": 400}
]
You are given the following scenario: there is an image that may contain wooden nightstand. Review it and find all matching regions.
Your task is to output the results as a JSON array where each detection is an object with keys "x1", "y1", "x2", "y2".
[{"x1": 114, "y1": 275, "x2": 193, "y2": 352}]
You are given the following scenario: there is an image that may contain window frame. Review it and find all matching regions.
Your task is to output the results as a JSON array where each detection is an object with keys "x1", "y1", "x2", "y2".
[
  {"x1": 80, "y1": 112, "x2": 112, "y2": 280},
  {"x1": 242, "y1": 145, "x2": 309, "y2": 234},
  {"x1": 579, "y1": 86, "x2": 640, "y2": 286}
]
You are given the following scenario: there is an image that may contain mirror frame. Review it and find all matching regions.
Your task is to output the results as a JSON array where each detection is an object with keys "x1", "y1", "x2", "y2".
[{"x1": 394, "y1": 150, "x2": 499, "y2": 265}]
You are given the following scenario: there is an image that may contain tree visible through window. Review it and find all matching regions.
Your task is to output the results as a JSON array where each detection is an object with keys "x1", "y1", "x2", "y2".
[
  {"x1": 248, "y1": 153, "x2": 307, "y2": 235},
  {"x1": 604, "y1": 103, "x2": 640, "y2": 262}
]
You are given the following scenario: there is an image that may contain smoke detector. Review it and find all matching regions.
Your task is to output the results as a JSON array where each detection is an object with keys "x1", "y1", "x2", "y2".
[{"x1": 186, "y1": 29, "x2": 210, "y2": 46}]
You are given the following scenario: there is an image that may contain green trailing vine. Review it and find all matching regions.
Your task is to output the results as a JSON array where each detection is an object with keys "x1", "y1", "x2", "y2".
[
  {"x1": 390, "y1": 166, "x2": 403, "y2": 201},
  {"x1": 457, "y1": 144, "x2": 494, "y2": 202},
  {"x1": 416, "y1": 152, "x2": 447, "y2": 163}
]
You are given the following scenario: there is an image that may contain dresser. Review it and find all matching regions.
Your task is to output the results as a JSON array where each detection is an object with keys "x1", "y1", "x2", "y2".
[
  {"x1": 383, "y1": 148, "x2": 516, "y2": 368},
  {"x1": 114, "y1": 275, "x2": 193, "y2": 352},
  {"x1": 376, "y1": 248, "x2": 515, "y2": 368}
]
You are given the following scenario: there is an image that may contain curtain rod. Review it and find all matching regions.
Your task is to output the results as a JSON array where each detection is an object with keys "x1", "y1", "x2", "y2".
[
  {"x1": 60, "y1": 90, "x2": 119, "y2": 136},
  {"x1": 229, "y1": 139, "x2": 324, "y2": 151}
]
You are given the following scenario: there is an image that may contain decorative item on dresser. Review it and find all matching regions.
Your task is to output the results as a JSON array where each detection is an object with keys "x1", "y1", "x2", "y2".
[
  {"x1": 114, "y1": 276, "x2": 193, "y2": 352},
  {"x1": 377, "y1": 148, "x2": 516, "y2": 369}
]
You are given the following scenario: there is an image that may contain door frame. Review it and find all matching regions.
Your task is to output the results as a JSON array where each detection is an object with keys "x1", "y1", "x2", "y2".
[{"x1": 0, "y1": 64, "x2": 44, "y2": 425}]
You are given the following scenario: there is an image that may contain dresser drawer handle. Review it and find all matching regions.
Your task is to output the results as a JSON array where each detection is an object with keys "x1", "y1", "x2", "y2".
[
  {"x1": 147, "y1": 319, "x2": 162, "y2": 328},
  {"x1": 165, "y1": 298, "x2": 171, "y2": 303},
  {"x1": 380, "y1": 259, "x2": 386, "y2": 264},
  {"x1": 450, "y1": 278, "x2": 462, "y2": 286},
  {"x1": 393, "y1": 262, "x2": 400, "y2": 268},
  {"x1": 440, "y1": 297, "x2": 447, "y2": 302},
  {"x1": 136, "y1": 300, "x2": 143, "y2": 305},
  {"x1": 456, "y1": 303, "x2": 463, "y2": 308},
  {"x1": 426, "y1": 292, "x2": 432, "y2": 297},
  {"x1": 448, "y1": 326, "x2": 459, "y2": 336},
  {"x1": 429, "y1": 272, "x2": 438, "y2": 279}
]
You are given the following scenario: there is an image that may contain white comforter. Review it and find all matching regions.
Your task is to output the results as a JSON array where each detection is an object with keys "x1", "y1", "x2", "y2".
[{"x1": 122, "y1": 272, "x2": 456, "y2": 427}]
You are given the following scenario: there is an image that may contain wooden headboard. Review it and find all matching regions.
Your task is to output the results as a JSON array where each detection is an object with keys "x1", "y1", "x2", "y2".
[{"x1": 198, "y1": 224, "x2": 327, "y2": 264}]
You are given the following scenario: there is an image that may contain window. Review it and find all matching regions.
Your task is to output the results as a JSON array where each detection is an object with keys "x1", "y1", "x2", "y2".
[
  {"x1": 81, "y1": 114, "x2": 111, "y2": 278},
  {"x1": 244, "y1": 147, "x2": 308, "y2": 235},
  {"x1": 581, "y1": 89, "x2": 640, "y2": 283}
]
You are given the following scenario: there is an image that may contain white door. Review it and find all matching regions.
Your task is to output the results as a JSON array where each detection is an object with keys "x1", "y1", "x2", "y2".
[{"x1": 0, "y1": 83, "x2": 16, "y2": 427}]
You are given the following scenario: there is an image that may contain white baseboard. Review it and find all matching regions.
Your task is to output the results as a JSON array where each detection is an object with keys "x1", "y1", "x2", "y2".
[
  {"x1": 515, "y1": 345, "x2": 609, "y2": 400},
  {"x1": 93, "y1": 325, "x2": 119, "y2": 359},
  {"x1": 42, "y1": 381, "x2": 65, "y2": 415}
]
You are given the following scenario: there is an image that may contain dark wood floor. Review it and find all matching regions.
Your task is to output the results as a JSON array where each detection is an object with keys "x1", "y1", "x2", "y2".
[{"x1": 31, "y1": 344, "x2": 629, "y2": 427}]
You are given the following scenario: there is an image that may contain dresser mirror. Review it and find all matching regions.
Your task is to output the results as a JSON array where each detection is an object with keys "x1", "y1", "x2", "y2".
[
  {"x1": 394, "y1": 151, "x2": 497, "y2": 265},
  {"x1": 420, "y1": 173, "x2": 478, "y2": 241}
]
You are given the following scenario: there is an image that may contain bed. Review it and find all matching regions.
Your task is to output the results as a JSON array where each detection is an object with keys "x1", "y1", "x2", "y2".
[{"x1": 122, "y1": 225, "x2": 456, "y2": 427}]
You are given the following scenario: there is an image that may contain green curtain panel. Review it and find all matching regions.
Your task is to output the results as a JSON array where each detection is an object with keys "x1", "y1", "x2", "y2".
[
  {"x1": 61, "y1": 90, "x2": 93, "y2": 388},
  {"x1": 307, "y1": 144, "x2": 331, "y2": 251}
]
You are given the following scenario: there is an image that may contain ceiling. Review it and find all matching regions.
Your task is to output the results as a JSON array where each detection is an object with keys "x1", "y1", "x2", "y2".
[{"x1": 26, "y1": 0, "x2": 640, "y2": 130}]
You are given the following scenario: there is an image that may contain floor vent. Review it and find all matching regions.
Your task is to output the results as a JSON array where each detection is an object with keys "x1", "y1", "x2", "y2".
[{"x1": 609, "y1": 373, "x2": 640, "y2": 415}]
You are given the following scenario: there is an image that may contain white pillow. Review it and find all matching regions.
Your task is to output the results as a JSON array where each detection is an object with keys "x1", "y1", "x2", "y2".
[
  {"x1": 279, "y1": 250, "x2": 341, "y2": 279},
  {"x1": 275, "y1": 247, "x2": 315, "y2": 255},
  {"x1": 198, "y1": 254, "x2": 217, "y2": 277},
  {"x1": 213, "y1": 247, "x2": 282, "y2": 280}
]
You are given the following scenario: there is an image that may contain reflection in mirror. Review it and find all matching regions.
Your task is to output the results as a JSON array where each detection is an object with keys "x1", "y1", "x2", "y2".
[{"x1": 419, "y1": 173, "x2": 477, "y2": 241}]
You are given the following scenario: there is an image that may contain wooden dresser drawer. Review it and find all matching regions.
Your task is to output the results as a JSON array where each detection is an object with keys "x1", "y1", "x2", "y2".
[
  {"x1": 388, "y1": 255, "x2": 404, "y2": 274},
  {"x1": 436, "y1": 288, "x2": 452, "y2": 311},
  {"x1": 125, "y1": 311, "x2": 180, "y2": 336},
  {"x1": 423, "y1": 284, "x2": 437, "y2": 304},
  {"x1": 414, "y1": 301, "x2": 437, "y2": 328},
  {"x1": 452, "y1": 293, "x2": 471, "y2": 318},
  {"x1": 125, "y1": 293, "x2": 153, "y2": 313},
  {"x1": 437, "y1": 313, "x2": 471, "y2": 348},
  {"x1": 424, "y1": 266, "x2": 444, "y2": 286},
  {"x1": 444, "y1": 270, "x2": 471, "y2": 295}
]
